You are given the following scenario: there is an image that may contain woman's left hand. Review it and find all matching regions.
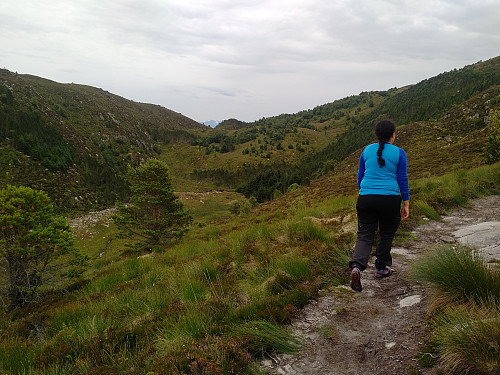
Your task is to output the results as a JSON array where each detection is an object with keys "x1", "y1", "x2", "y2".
[{"x1": 401, "y1": 200, "x2": 410, "y2": 220}]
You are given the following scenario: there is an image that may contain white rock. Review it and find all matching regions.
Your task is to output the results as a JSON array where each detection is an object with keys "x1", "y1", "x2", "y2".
[{"x1": 399, "y1": 295, "x2": 421, "y2": 308}]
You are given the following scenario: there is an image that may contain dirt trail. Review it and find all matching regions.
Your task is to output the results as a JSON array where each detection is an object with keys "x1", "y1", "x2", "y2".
[{"x1": 262, "y1": 195, "x2": 500, "y2": 375}]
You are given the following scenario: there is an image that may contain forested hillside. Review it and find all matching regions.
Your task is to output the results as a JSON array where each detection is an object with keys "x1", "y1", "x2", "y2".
[
  {"x1": 234, "y1": 57, "x2": 500, "y2": 201},
  {"x1": 261, "y1": 83, "x2": 500, "y2": 213},
  {"x1": 0, "y1": 70, "x2": 205, "y2": 212}
]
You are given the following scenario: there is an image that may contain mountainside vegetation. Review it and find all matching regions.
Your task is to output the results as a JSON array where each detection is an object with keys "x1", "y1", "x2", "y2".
[
  {"x1": 1, "y1": 56, "x2": 500, "y2": 374},
  {"x1": 233, "y1": 57, "x2": 500, "y2": 201},
  {"x1": 166, "y1": 56, "x2": 500, "y2": 203},
  {"x1": 0, "y1": 70, "x2": 205, "y2": 212},
  {"x1": 3, "y1": 57, "x2": 500, "y2": 211}
]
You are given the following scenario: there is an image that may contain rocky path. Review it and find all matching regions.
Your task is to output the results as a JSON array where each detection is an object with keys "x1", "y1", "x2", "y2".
[{"x1": 262, "y1": 195, "x2": 500, "y2": 375}]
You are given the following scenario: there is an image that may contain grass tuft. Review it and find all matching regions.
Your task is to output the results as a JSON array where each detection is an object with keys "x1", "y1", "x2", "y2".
[
  {"x1": 433, "y1": 306, "x2": 500, "y2": 375},
  {"x1": 411, "y1": 244, "x2": 500, "y2": 374},
  {"x1": 413, "y1": 199, "x2": 441, "y2": 220},
  {"x1": 410, "y1": 245, "x2": 500, "y2": 307},
  {"x1": 287, "y1": 220, "x2": 329, "y2": 244},
  {"x1": 232, "y1": 320, "x2": 301, "y2": 355}
]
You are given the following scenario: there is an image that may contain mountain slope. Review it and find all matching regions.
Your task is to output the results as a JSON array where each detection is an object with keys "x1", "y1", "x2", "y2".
[
  {"x1": 233, "y1": 56, "x2": 500, "y2": 201},
  {"x1": 257, "y1": 83, "x2": 500, "y2": 214},
  {"x1": 1, "y1": 59, "x2": 500, "y2": 375},
  {"x1": 0, "y1": 69, "x2": 206, "y2": 212},
  {"x1": 2, "y1": 56, "x2": 500, "y2": 212}
]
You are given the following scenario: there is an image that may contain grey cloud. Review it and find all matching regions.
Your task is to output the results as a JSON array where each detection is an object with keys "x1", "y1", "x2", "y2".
[{"x1": 1, "y1": 0, "x2": 499, "y2": 122}]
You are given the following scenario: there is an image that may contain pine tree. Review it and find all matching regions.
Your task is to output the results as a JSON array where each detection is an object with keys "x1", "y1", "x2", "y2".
[{"x1": 113, "y1": 159, "x2": 192, "y2": 252}]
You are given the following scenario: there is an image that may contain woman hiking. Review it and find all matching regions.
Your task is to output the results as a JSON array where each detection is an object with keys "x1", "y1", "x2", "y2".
[{"x1": 349, "y1": 119, "x2": 409, "y2": 292}]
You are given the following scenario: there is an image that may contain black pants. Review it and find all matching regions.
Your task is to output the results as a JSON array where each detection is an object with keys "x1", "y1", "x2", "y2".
[{"x1": 349, "y1": 195, "x2": 402, "y2": 271}]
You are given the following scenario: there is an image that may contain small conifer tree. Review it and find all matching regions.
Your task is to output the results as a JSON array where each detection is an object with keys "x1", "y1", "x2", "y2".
[{"x1": 113, "y1": 159, "x2": 192, "y2": 252}]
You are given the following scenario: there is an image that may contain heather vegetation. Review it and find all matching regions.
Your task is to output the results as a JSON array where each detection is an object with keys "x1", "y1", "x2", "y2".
[{"x1": 0, "y1": 57, "x2": 500, "y2": 374}]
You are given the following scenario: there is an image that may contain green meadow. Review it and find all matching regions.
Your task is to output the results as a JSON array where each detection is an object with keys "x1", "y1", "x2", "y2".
[{"x1": 1, "y1": 162, "x2": 498, "y2": 374}]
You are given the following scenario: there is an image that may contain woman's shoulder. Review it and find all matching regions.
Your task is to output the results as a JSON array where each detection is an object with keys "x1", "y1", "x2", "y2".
[
  {"x1": 364, "y1": 143, "x2": 378, "y2": 151},
  {"x1": 387, "y1": 144, "x2": 407, "y2": 160},
  {"x1": 387, "y1": 143, "x2": 405, "y2": 152}
]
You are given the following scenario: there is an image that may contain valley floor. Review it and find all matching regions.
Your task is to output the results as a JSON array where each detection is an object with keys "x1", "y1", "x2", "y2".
[{"x1": 261, "y1": 195, "x2": 500, "y2": 375}]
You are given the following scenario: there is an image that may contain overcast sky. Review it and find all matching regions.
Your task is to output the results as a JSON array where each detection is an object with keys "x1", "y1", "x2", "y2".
[{"x1": 1, "y1": 1, "x2": 500, "y2": 123}]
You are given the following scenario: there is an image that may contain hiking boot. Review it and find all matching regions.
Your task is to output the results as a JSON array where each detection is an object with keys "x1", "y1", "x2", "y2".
[
  {"x1": 374, "y1": 266, "x2": 393, "y2": 279},
  {"x1": 350, "y1": 267, "x2": 362, "y2": 292}
]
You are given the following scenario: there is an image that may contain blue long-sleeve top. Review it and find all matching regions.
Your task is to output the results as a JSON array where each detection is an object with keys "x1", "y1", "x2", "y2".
[{"x1": 357, "y1": 142, "x2": 409, "y2": 201}]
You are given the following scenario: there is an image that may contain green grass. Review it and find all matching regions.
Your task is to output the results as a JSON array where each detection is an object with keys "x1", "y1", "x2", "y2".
[
  {"x1": 232, "y1": 320, "x2": 301, "y2": 354},
  {"x1": 0, "y1": 340, "x2": 37, "y2": 374},
  {"x1": 408, "y1": 163, "x2": 500, "y2": 218},
  {"x1": 413, "y1": 199, "x2": 441, "y2": 220},
  {"x1": 1, "y1": 162, "x2": 499, "y2": 374},
  {"x1": 410, "y1": 245, "x2": 500, "y2": 306},
  {"x1": 433, "y1": 306, "x2": 500, "y2": 375},
  {"x1": 410, "y1": 244, "x2": 500, "y2": 374},
  {"x1": 178, "y1": 190, "x2": 249, "y2": 224},
  {"x1": 19, "y1": 359, "x2": 92, "y2": 375},
  {"x1": 272, "y1": 253, "x2": 311, "y2": 280},
  {"x1": 287, "y1": 220, "x2": 330, "y2": 244}
]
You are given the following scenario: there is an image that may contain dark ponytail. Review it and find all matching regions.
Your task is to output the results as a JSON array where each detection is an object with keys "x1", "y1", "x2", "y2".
[{"x1": 375, "y1": 119, "x2": 396, "y2": 167}]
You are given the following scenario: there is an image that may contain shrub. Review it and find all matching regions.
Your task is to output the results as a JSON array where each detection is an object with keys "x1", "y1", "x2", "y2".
[
  {"x1": 485, "y1": 109, "x2": 500, "y2": 164},
  {"x1": 0, "y1": 185, "x2": 87, "y2": 309},
  {"x1": 287, "y1": 183, "x2": 301, "y2": 193},
  {"x1": 229, "y1": 199, "x2": 252, "y2": 216}
]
